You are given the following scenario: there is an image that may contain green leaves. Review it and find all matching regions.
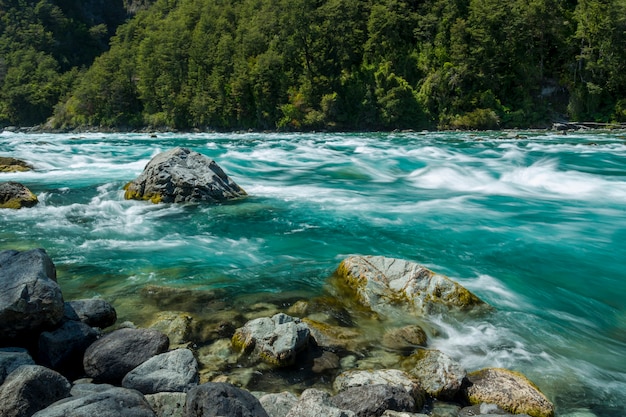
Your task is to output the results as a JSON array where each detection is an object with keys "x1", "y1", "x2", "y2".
[{"x1": 4, "y1": 0, "x2": 626, "y2": 130}]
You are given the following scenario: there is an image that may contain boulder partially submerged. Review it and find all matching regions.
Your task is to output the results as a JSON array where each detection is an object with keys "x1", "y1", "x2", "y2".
[
  {"x1": 334, "y1": 255, "x2": 486, "y2": 317},
  {"x1": 0, "y1": 156, "x2": 32, "y2": 172},
  {"x1": 0, "y1": 181, "x2": 38, "y2": 209},
  {"x1": 124, "y1": 147, "x2": 246, "y2": 204},
  {"x1": 464, "y1": 368, "x2": 555, "y2": 417}
]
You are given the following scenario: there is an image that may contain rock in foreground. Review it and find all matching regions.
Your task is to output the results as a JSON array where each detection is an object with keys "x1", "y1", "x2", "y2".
[
  {"x1": 0, "y1": 181, "x2": 38, "y2": 209},
  {"x1": 83, "y1": 328, "x2": 169, "y2": 384},
  {"x1": 124, "y1": 147, "x2": 246, "y2": 204},
  {"x1": 0, "y1": 249, "x2": 64, "y2": 343},
  {"x1": 464, "y1": 368, "x2": 555, "y2": 417},
  {"x1": 232, "y1": 313, "x2": 310, "y2": 367},
  {"x1": 335, "y1": 255, "x2": 486, "y2": 316}
]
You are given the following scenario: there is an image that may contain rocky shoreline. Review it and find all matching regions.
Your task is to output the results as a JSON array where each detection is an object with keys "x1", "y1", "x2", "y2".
[{"x1": 0, "y1": 248, "x2": 555, "y2": 417}]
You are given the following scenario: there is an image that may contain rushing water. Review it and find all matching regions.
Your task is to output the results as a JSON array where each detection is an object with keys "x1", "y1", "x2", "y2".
[{"x1": 1, "y1": 130, "x2": 625, "y2": 416}]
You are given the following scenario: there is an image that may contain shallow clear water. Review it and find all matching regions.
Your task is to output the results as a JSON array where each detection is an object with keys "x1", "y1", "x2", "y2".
[{"x1": 1, "y1": 130, "x2": 625, "y2": 416}]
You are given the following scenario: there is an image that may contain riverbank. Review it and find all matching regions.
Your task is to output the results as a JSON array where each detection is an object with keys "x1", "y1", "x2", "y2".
[{"x1": 1, "y1": 248, "x2": 556, "y2": 417}]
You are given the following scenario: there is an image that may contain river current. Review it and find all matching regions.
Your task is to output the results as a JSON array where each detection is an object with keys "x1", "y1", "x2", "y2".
[{"x1": 1, "y1": 130, "x2": 625, "y2": 416}]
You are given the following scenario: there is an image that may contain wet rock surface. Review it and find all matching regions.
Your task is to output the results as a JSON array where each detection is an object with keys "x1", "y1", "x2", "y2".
[{"x1": 124, "y1": 147, "x2": 247, "y2": 204}]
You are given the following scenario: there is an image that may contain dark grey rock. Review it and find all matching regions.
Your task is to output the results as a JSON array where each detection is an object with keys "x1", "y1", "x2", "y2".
[
  {"x1": 32, "y1": 386, "x2": 156, "y2": 417},
  {"x1": 331, "y1": 384, "x2": 417, "y2": 417},
  {"x1": 38, "y1": 320, "x2": 100, "y2": 377},
  {"x1": 0, "y1": 182, "x2": 38, "y2": 208},
  {"x1": 70, "y1": 382, "x2": 117, "y2": 398},
  {"x1": 122, "y1": 348, "x2": 199, "y2": 394},
  {"x1": 0, "y1": 347, "x2": 35, "y2": 385},
  {"x1": 124, "y1": 147, "x2": 246, "y2": 204},
  {"x1": 232, "y1": 313, "x2": 310, "y2": 367},
  {"x1": 63, "y1": 298, "x2": 117, "y2": 329},
  {"x1": 83, "y1": 327, "x2": 169, "y2": 384},
  {"x1": 0, "y1": 249, "x2": 64, "y2": 343},
  {"x1": 184, "y1": 382, "x2": 269, "y2": 417},
  {"x1": 0, "y1": 364, "x2": 71, "y2": 417}
]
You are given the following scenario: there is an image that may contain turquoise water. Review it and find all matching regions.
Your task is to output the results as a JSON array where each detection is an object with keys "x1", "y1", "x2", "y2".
[{"x1": 1, "y1": 130, "x2": 625, "y2": 415}]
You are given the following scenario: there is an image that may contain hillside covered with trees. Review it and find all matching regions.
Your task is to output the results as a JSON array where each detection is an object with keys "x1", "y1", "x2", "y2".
[{"x1": 2, "y1": 0, "x2": 626, "y2": 131}]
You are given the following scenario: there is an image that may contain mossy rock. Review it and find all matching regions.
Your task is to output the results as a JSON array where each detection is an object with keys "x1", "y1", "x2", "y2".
[
  {"x1": 0, "y1": 182, "x2": 38, "y2": 209},
  {"x1": 334, "y1": 255, "x2": 488, "y2": 318},
  {"x1": 0, "y1": 157, "x2": 32, "y2": 172},
  {"x1": 464, "y1": 368, "x2": 555, "y2": 417},
  {"x1": 123, "y1": 147, "x2": 246, "y2": 204}
]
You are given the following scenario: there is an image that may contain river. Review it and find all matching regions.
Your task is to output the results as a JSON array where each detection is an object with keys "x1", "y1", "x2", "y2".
[{"x1": 1, "y1": 130, "x2": 625, "y2": 416}]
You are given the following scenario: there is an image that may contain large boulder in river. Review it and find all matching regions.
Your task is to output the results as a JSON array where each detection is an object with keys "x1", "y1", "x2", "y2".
[
  {"x1": 463, "y1": 368, "x2": 555, "y2": 417},
  {"x1": 124, "y1": 147, "x2": 246, "y2": 204},
  {"x1": 0, "y1": 181, "x2": 38, "y2": 209},
  {"x1": 0, "y1": 156, "x2": 32, "y2": 172},
  {"x1": 0, "y1": 249, "x2": 64, "y2": 344},
  {"x1": 334, "y1": 255, "x2": 486, "y2": 317}
]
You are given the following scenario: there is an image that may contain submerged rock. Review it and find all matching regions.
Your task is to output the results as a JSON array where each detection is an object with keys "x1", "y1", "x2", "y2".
[
  {"x1": 334, "y1": 255, "x2": 486, "y2": 317},
  {"x1": 0, "y1": 181, "x2": 38, "y2": 208},
  {"x1": 124, "y1": 147, "x2": 246, "y2": 204},
  {"x1": 0, "y1": 156, "x2": 32, "y2": 172},
  {"x1": 0, "y1": 249, "x2": 64, "y2": 343},
  {"x1": 381, "y1": 324, "x2": 428, "y2": 354},
  {"x1": 232, "y1": 313, "x2": 311, "y2": 367},
  {"x1": 463, "y1": 368, "x2": 554, "y2": 417}
]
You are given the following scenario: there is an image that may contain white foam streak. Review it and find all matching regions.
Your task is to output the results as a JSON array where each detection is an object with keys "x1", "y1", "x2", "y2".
[{"x1": 462, "y1": 274, "x2": 528, "y2": 310}]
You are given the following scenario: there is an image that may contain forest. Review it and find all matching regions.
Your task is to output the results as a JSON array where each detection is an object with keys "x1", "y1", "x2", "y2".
[{"x1": 1, "y1": 0, "x2": 626, "y2": 131}]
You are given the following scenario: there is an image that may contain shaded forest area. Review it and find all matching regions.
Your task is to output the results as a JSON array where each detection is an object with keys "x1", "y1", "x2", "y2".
[{"x1": 2, "y1": 0, "x2": 626, "y2": 131}]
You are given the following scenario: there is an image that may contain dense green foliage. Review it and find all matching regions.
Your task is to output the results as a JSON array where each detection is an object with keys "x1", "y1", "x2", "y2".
[
  {"x1": 3, "y1": 0, "x2": 626, "y2": 130},
  {"x1": 0, "y1": 0, "x2": 133, "y2": 125}
]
